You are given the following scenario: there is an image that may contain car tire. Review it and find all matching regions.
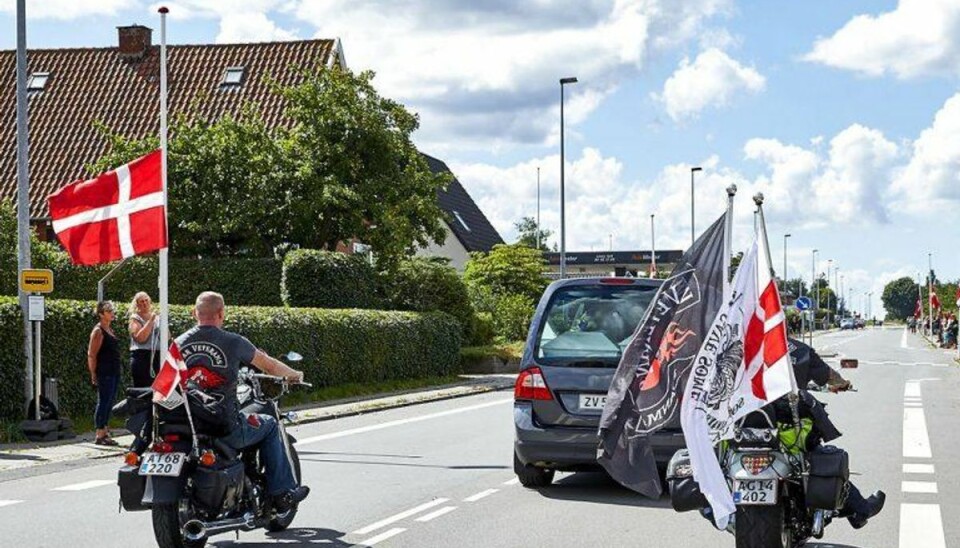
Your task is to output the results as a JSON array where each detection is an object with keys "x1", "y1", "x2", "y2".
[{"x1": 513, "y1": 451, "x2": 554, "y2": 488}]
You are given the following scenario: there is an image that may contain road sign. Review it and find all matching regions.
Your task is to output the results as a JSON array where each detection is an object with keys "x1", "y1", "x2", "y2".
[
  {"x1": 19, "y1": 269, "x2": 54, "y2": 293},
  {"x1": 27, "y1": 295, "x2": 45, "y2": 322},
  {"x1": 796, "y1": 296, "x2": 812, "y2": 311}
]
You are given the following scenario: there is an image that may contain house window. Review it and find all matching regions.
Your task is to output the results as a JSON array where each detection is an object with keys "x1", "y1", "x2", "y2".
[
  {"x1": 453, "y1": 210, "x2": 471, "y2": 232},
  {"x1": 27, "y1": 72, "x2": 50, "y2": 91},
  {"x1": 221, "y1": 67, "x2": 245, "y2": 87}
]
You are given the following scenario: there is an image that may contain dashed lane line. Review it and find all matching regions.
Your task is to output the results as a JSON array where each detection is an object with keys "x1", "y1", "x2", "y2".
[
  {"x1": 902, "y1": 481, "x2": 938, "y2": 494},
  {"x1": 903, "y1": 408, "x2": 932, "y2": 459},
  {"x1": 900, "y1": 504, "x2": 946, "y2": 548},
  {"x1": 463, "y1": 489, "x2": 498, "y2": 502},
  {"x1": 903, "y1": 464, "x2": 935, "y2": 474},
  {"x1": 358, "y1": 527, "x2": 406, "y2": 546},
  {"x1": 0, "y1": 500, "x2": 23, "y2": 508},
  {"x1": 352, "y1": 498, "x2": 449, "y2": 535},
  {"x1": 51, "y1": 479, "x2": 114, "y2": 491},
  {"x1": 415, "y1": 506, "x2": 458, "y2": 522},
  {"x1": 502, "y1": 477, "x2": 520, "y2": 486}
]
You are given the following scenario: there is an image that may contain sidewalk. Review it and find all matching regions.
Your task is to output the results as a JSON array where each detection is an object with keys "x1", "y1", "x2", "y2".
[{"x1": 0, "y1": 374, "x2": 515, "y2": 478}]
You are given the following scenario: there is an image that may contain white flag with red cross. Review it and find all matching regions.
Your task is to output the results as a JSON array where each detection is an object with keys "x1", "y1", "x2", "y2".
[
  {"x1": 680, "y1": 233, "x2": 797, "y2": 528},
  {"x1": 152, "y1": 340, "x2": 187, "y2": 410},
  {"x1": 47, "y1": 150, "x2": 166, "y2": 266}
]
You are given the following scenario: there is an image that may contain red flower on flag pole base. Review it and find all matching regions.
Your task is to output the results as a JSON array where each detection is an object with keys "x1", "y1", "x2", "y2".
[{"x1": 47, "y1": 150, "x2": 167, "y2": 266}]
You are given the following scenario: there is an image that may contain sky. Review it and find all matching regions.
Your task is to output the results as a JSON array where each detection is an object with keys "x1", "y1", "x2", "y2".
[{"x1": 2, "y1": 0, "x2": 959, "y2": 318}]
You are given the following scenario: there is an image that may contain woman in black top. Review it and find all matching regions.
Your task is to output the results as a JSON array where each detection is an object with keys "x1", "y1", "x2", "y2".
[{"x1": 86, "y1": 301, "x2": 121, "y2": 446}]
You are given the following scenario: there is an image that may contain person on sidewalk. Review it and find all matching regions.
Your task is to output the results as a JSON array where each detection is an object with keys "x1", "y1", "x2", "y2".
[
  {"x1": 128, "y1": 291, "x2": 161, "y2": 388},
  {"x1": 86, "y1": 301, "x2": 121, "y2": 446},
  {"x1": 175, "y1": 291, "x2": 310, "y2": 511}
]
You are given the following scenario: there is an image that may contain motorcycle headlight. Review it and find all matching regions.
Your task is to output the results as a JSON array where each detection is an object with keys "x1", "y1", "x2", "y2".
[{"x1": 741, "y1": 453, "x2": 774, "y2": 475}]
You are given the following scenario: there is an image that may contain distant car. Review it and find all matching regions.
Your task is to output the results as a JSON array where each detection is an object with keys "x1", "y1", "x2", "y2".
[
  {"x1": 513, "y1": 277, "x2": 685, "y2": 487},
  {"x1": 840, "y1": 318, "x2": 855, "y2": 330},
  {"x1": 855, "y1": 318, "x2": 866, "y2": 329}
]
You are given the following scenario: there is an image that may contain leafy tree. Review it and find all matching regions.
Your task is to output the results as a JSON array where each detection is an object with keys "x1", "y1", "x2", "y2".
[
  {"x1": 463, "y1": 244, "x2": 548, "y2": 308},
  {"x1": 882, "y1": 277, "x2": 919, "y2": 319},
  {"x1": 513, "y1": 216, "x2": 553, "y2": 252}
]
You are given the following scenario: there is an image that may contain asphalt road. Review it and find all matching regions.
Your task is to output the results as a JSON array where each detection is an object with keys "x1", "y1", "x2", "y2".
[{"x1": 0, "y1": 327, "x2": 957, "y2": 548}]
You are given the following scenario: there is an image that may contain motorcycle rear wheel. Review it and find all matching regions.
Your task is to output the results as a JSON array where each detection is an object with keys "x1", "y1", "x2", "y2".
[
  {"x1": 152, "y1": 503, "x2": 206, "y2": 548},
  {"x1": 735, "y1": 505, "x2": 789, "y2": 548},
  {"x1": 267, "y1": 441, "x2": 302, "y2": 532}
]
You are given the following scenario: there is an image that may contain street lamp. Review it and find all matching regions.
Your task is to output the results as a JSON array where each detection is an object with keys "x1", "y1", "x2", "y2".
[
  {"x1": 811, "y1": 249, "x2": 818, "y2": 325},
  {"x1": 691, "y1": 166, "x2": 702, "y2": 246},
  {"x1": 826, "y1": 259, "x2": 833, "y2": 326},
  {"x1": 783, "y1": 234, "x2": 791, "y2": 294},
  {"x1": 536, "y1": 166, "x2": 541, "y2": 251},
  {"x1": 559, "y1": 76, "x2": 578, "y2": 279}
]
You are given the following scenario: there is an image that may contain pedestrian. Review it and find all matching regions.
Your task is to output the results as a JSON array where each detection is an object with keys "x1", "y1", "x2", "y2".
[
  {"x1": 128, "y1": 291, "x2": 161, "y2": 388},
  {"x1": 86, "y1": 301, "x2": 121, "y2": 446}
]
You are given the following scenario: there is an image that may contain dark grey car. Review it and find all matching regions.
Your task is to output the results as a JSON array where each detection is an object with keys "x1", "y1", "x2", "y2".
[{"x1": 513, "y1": 277, "x2": 686, "y2": 487}]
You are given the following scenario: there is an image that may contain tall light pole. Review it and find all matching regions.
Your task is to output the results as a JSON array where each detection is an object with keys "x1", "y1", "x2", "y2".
[
  {"x1": 826, "y1": 259, "x2": 833, "y2": 326},
  {"x1": 783, "y1": 233, "x2": 791, "y2": 293},
  {"x1": 840, "y1": 274, "x2": 845, "y2": 316},
  {"x1": 16, "y1": 0, "x2": 34, "y2": 405},
  {"x1": 690, "y1": 166, "x2": 702, "y2": 246},
  {"x1": 650, "y1": 214, "x2": 656, "y2": 278},
  {"x1": 811, "y1": 249, "x2": 819, "y2": 314},
  {"x1": 559, "y1": 76, "x2": 578, "y2": 279},
  {"x1": 536, "y1": 166, "x2": 541, "y2": 251}
]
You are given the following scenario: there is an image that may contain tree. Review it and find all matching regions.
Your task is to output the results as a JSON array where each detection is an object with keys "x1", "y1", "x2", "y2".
[
  {"x1": 463, "y1": 244, "x2": 548, "y2": 310},
  {"x1": 90, "y1": 68, "x2": 449, "y2": 265},
  {"x1": 513, "y1": 216, "x2": 553, "y2": 252},
  {"x1": 784, "y1": 278, "x2": 809, "y2": 298},
  {"x1": 882, "y1": 277, "x2": 919, "y2": 319}
]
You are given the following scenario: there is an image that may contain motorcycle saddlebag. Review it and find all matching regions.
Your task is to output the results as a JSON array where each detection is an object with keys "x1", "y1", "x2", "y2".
[
  {"x1": 117, "y1": 465, "x2": 149, "y2": 512},
  {"x1": 806, "y1": 445, "x2": 850, "y2": 510},
  {"x1": 666, "y1": 449, "x2": 708, "y2": 512},
  {"x1": 192, "y1": 459, "x2": 244, "y2": 511}
]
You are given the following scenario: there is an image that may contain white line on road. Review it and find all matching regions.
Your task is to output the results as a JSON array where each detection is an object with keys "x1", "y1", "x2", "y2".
[
  {"x1": 296, "y1": 399, "x2": 512, "y2": 447},
  {"x1": 904, "y1": 383, "x2": 922, "y2": 398},
  {"x1": 464, "y1": 489, "x2": 498, "y2": 502},
  {"x1": 51, "y1": 480, "x2": 114, "y2": 491},
  {"x1": 903, "y1": 464, "x2": 935, "y2": 474},
  {"x1": 358, "y1": 527, "x2": 406, "y2": 546},
  {"x1": 415, "y1": 506, "x2": 458, "y2": 522},
  {"x1": 352, "y1": 499, "x2": 449, "y2": 535},
  {"x1": 502, "y1": 477, "x2": 520, "y2": 486},
  {"x1": 904, "y1": 402, "x2": 923, "y2": 408},
  {"x1": 901, "y1": 329, "x2": 909, "y2": 349},
  {"x1": 902, "y1": 481, "x2": 938, "y2": 494},
  {"x1": 0, "y1": 500, "x2": 23, "y2": 508},
  {"x1": 903, "y1": 408, "x2": 932, "y2": 459},
  {"x1": 899, "y1": 504, "x2": 946, "y2": 548}
]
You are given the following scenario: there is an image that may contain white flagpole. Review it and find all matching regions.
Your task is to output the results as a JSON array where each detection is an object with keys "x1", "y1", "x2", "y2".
[
  {"x1": 158, "y1": 6, "x2": 170, "y2": 363},
  {"x1": 723, "y1": 185, "x2": 737, "y2": 299}
]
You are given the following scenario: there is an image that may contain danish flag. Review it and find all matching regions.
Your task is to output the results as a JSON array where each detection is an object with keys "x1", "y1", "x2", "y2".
[
  {"x1": 152, "y1": 340, "x2": 187, "y2": 410},
  {"x1": 47, "y1": 150, "x2": 166, "y2": 266}
]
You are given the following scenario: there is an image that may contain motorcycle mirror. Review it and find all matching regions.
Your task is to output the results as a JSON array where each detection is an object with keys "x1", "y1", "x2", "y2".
[{"x1": 284, "y1": 351, "x2": 303, "y2": 362}]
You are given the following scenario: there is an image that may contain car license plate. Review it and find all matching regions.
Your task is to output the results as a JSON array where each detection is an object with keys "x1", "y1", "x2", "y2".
[
  {"x1": 733, "y1": 479, "x2": 777, "y2": 505},
  {"x1": 579, "y1": 394, "x2": 607, "y2": 411},
  {"x1": 138, "y1": 452, "x2": 186, "y2": 477}
]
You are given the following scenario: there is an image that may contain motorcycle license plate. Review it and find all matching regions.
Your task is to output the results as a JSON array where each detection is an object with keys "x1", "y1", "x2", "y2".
[
  {"x1": 138, "y1": 452, "x2": 186, "y2": 477},
  {"x1": 733, "y1": 479, "x2": 777, "y2": 505}
]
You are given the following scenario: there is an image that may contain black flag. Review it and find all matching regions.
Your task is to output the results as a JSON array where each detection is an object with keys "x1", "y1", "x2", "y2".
[{"x1": 597, "y1": 213, "x2": 727, "y2": 497}]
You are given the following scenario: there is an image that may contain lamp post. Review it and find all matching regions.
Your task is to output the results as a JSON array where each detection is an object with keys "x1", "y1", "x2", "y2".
[
  {"x1": 826, "y1": 259, "x2": 832, "y2": 327},
  {"x1": 559, "y1": 76, "x2": 578, "y2": 279},
  {"x1": 840, "y1": 274, "x2": 844, "y2": 316},
  {"x1": 536, "y1": 166, "x2": 541, "y2": 251},
  {"x1": 783, "y1": 233, "x2": 791, "y2": 294},
  {"x1": 691, "y1": 166, "x2": 702, "y2": 246},
  {"x1": 650, "y1": 214, "x2": 656, "y2": 278},
  {"x1": 811, "y1": 249, "x2": 818, "y2": 328}
]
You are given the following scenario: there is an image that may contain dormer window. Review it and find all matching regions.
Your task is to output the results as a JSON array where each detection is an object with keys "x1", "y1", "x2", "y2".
[
  {"x1": 221, "y1": 67, "x2": 244, "y2": 87},
  {"x1": 453, "y1": 210, "x2": 471, "y2": 232},
  {"x1": 27, "y1": 72, "x2": 50, "y2": 91}
]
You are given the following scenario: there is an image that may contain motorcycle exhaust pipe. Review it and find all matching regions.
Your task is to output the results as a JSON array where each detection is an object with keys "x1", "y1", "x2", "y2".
[
  {"x1": 182, "y1": 520, "x2": 207, "y2": 543},
  {"x1": 182, "y1": 513, "x2": 256, "y2": 541}
]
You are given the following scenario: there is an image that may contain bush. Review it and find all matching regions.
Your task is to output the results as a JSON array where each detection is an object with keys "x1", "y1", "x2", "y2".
[
  {"x1": 463, "y1": 244, "x2": 548, "y2": 305},
  {"x1": 383, "y1": 257, "x2": 473, "y2": 334},
  {"x1": 468, "y1": 311, "x2": 495, "y2": 346},
  {"x1": 493, "y1": 294, "x2": 536, "y2": 342},
  {"x1": 282, "y1": 249, "x2": 380, "y2": 309},
  {"x1": 0, "y1": 296, "x2": 461, "y2": 422}
]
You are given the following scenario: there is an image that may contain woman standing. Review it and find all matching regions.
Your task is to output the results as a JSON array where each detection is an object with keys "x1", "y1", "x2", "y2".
[
  {"x1": 87, "y1": 301, "x2": 121, "y2": 446},
  {"x1": 128, "y1": 292, "x2": 161, "y2": 388}
]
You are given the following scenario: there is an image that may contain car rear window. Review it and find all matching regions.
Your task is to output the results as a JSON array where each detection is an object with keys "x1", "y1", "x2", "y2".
[{"x1": 534, "y1": 283, "x2": 658, "y2": 366}]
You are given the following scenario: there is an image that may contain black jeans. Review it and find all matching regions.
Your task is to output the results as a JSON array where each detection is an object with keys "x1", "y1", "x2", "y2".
[
  {"x1": 94, "y1": 374, "x2": 119, "y2": 429},
  {"x1": 130, "y1": 349, "x2": 161, "y2": 388}
]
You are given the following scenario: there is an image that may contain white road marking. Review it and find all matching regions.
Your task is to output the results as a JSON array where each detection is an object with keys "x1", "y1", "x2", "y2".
[
  {"x1": 904, "y1": 383, "x2": 922, "y2": 398},
  {"x1": 0, "y1": 500, "x2": 23, "y2": 508},
  {"x1": 296, "y1": 399, "x2": 512, "y2": 447},
  {"x1": 899, "y1": 504, "x2": 946, "y2": 548},
  {"x1": 51, "y1": 480, "x2": 114, "y2": 491},
  {"x1": 902, "y1": 481, "x2": 938, "y2": 494},
  {"x1": 903, "y1": 408, "x2": 932, "y2": 459},
  {"x1": 358, "y1": 527, "x2": 406, "y2": 546},
  {"x1": 502, "y1": 477, "x2": 521, "y2": 486},
  {"x1": 464, "y1": 488, "x2": 498, "y2": 502},
  {"x1": 903, "y1": 463, "x2": 935, "y2": 474},
  {"x1": 352, "y1": 499, "x2": 449, "y2": 535},
  {"x1": 415, "y1": 506, "x2": 458, "y2": 522},
  {"x1": 901, "y1": 329, "x2": 909, "y2": 348}
]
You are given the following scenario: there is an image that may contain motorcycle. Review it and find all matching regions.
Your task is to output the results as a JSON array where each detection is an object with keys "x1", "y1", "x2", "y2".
[
  {"x1": 667, "y1": 385, "x2": 853, "y2": 548},
  {"x1": 115, "y1": 353, "x2": 310, "y2": 548}
]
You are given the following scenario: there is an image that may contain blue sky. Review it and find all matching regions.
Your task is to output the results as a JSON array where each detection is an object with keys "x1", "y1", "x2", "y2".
[{"x1": 2, "y1": 0, "x2": 958, "y2": 317}]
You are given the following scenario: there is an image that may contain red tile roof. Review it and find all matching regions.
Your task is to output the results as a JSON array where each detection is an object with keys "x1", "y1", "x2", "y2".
[{"x1": 0, "y1": 37, "x2": 336, "y2": 218}]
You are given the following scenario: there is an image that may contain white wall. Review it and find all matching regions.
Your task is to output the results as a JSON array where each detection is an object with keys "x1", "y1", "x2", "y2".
[{"x1": 416, "y1": 221, "x2": 471, "y2": 271}]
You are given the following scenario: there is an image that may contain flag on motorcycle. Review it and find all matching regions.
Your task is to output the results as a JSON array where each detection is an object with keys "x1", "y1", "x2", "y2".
[
  {"x1": 679, "y1": 232, "x2": 798, "y2": 529},
  {"x1": 597, "y1": 214, "x2": 727, "y2": 497},
  {"x1": 152, "y1": 341, "x2": 187, "y2": 409}
]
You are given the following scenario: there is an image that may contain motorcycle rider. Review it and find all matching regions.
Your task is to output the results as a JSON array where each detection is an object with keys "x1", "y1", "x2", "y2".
[
  {"x1": 175, "y1": 291, "x2": 310, "y2": 511},
  {"x1": 785, "y1": 338, "x2": 885, "y2": 529}
]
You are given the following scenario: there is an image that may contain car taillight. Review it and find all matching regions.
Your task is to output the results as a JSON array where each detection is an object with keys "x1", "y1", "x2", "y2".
[
  {"x1": 741, "y1": 453, "x2": 774, "y2": 475},
  {"x1": 151, "y1": 441, "x2": 174, "y2": 454},
  {"x1": 515, "y1": 367, "x2": 553, "y2": 401}
]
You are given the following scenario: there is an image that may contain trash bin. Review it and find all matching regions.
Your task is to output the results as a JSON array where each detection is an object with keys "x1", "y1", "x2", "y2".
[{"x1": 43, "y1": 377, "x2": 59, "y2": 410}]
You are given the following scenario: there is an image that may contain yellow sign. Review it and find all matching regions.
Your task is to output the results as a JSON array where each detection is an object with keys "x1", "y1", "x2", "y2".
[{"x1": 19, "y1": 269, "x2": 54, "y2": 293}]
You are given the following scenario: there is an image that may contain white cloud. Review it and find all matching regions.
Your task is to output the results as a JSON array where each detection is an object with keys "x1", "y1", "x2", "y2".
[
  {"x1": 0, "y1": 0, "x2": 133, "y2": 19},
  {"x1": 893, "y1": 92, "x2": 960, "y2": 211},
  {"x1": 148, "y1": 1, "x2": 297, "y2": 43},
  {"x1": 216, "y1": 12, "x2": 297, "y2": 43},
  {"x1": 804, "y1": 0, "x2": 960, "y2": 78},
  {"x1": 657, "y1": 48, "x2": 765, "y2": 121}
]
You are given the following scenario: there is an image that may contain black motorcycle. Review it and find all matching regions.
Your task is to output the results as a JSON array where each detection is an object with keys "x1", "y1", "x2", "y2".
[{"x1": 116, "y1": 353, "x2": 310, "y2": 548}]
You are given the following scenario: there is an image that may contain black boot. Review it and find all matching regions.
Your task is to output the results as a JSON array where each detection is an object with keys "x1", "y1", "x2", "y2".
[
  {"x1": 849, "y1": 490, "x2": 885, "y2": 529},
  {"x1": 274, "y1": 485, "x2": 310, "y2": 513}
]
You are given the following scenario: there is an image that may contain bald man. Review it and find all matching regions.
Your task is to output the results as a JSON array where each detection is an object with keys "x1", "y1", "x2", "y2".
[{"x1": 175, "y1": 291, "x2": 309, "y2": 511}]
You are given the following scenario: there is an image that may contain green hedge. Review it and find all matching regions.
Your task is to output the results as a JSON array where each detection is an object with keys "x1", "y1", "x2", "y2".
[
  {"x1": 281, "y1": 249, "x2": 380, "y2": 309},
  {"x1": 382, "y1": 257, "x2": 474, "y2": 335},
  {"x1": 0, "y1": 296, "x2": 461, "y2": 422}
]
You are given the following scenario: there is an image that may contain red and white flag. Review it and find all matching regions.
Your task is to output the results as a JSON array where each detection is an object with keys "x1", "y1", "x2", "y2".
[
  {"x1": 930, "y1": 291, "x2": 941, "y2": 310},
  {"x1": 152, "y1": 340, "x2": 186, "y2": 409},
  {"x1": 680, "y1": 233, "x2": 797, "y2": 528},
  {"x1": 47, "y1": 150, "x2": 166, "y2": 266}
]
